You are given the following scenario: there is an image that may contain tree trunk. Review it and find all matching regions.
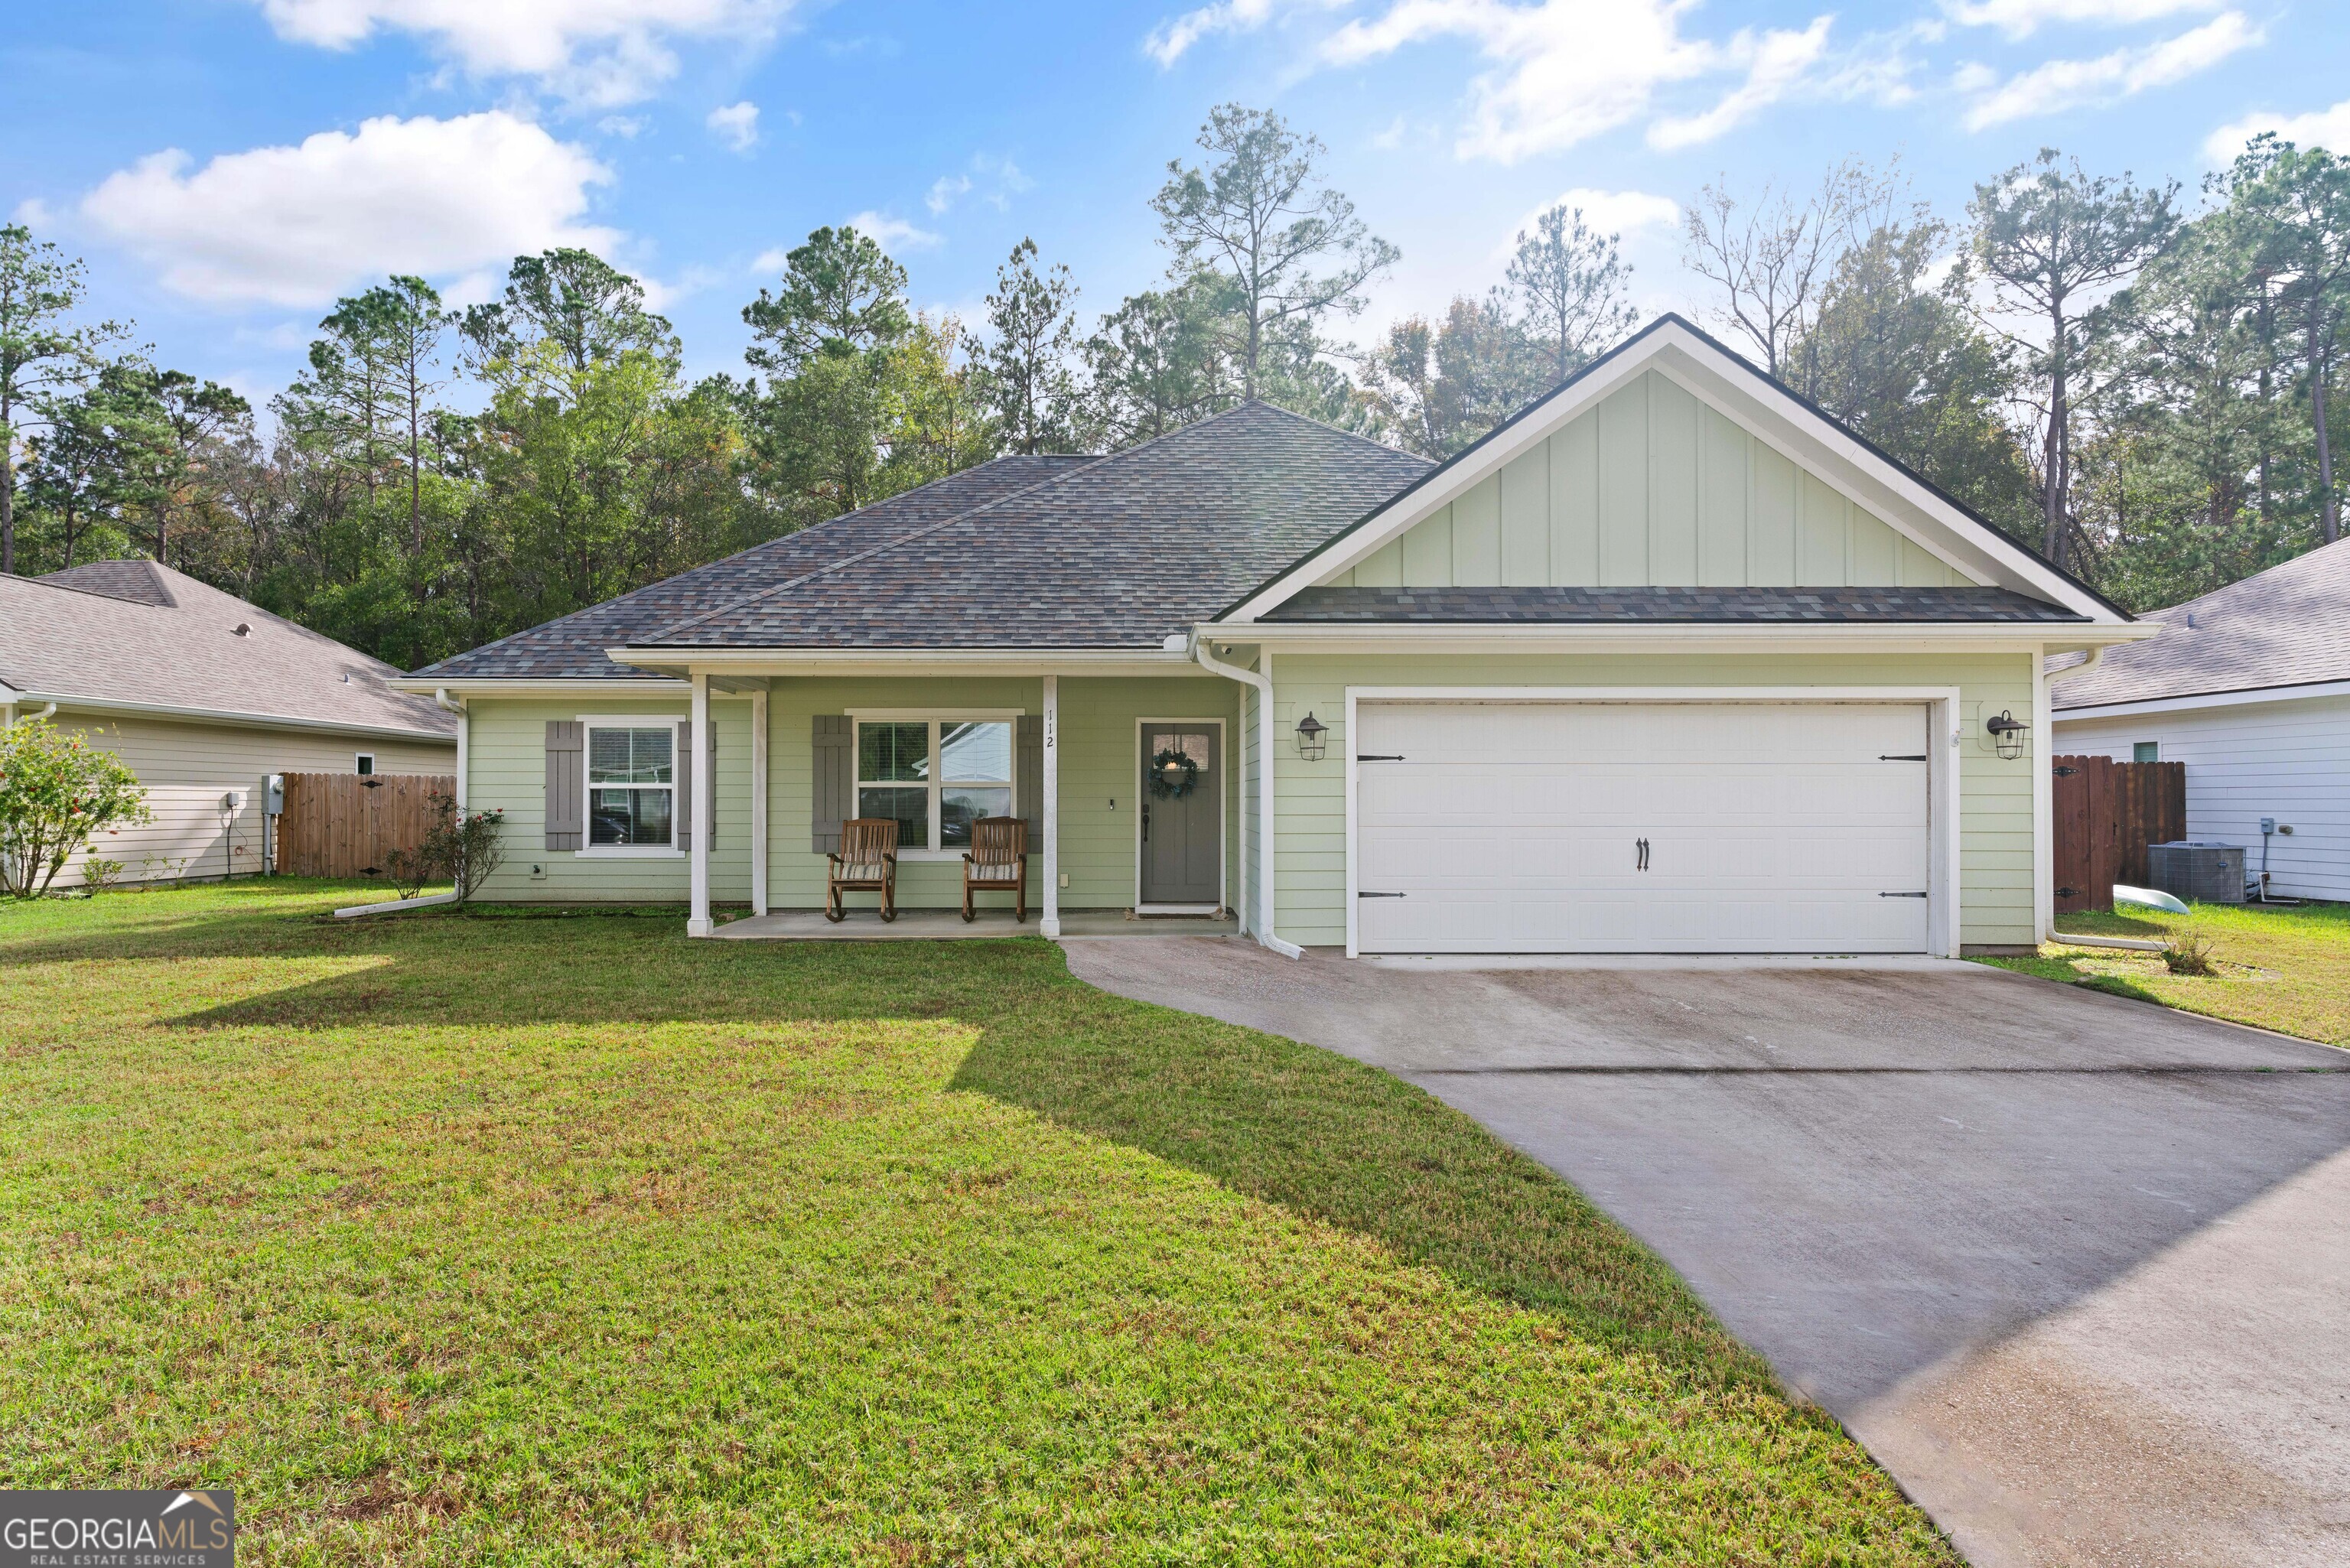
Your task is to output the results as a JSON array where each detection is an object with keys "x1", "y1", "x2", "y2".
[
  {"x1": 1, "y1": 389, "x2": 14, "y2": 577},
  {"x1": 2042, "y1": 299, "x2": 2068, "y2": 569},
  {"x1": 2312, "y1": 301, "x2": 2340, "y2": 545}
]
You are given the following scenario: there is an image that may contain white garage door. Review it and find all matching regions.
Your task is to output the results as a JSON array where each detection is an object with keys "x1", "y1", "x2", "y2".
[{"x1": 1354, "y1": 702, "x2": 1932, "y2": 954}]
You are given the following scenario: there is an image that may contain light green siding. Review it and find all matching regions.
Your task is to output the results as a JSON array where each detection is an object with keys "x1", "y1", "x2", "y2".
[
  {"x1": 469, "y1": 694, "x2": 755, "y2": 904},
  {"x1": 462, "y1": 676, "x2": 1240, "y2": 910},
  {"x1": 1324, "y1": 370, "x2": 1976, "y2": 590},
  {"x1": 1261, "y1": 652, "x2": 2039, "y2": 952}
]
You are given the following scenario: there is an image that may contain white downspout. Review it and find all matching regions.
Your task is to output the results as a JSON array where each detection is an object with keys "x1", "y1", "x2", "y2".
[
  {"x1": 8, "y1": 701, "x2": 56, "y2": 726},
  {"x1": 434, "y1": 688, "x2": 467, "y2": 812},
  {"x1": 1193, "y1": 636, "x2": 1300, "y2": 959}
]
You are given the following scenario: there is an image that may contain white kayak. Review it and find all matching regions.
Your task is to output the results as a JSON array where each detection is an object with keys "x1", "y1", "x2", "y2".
[{"x1": 2113, "y1": 883, "x2": 2191, "y2": 915}]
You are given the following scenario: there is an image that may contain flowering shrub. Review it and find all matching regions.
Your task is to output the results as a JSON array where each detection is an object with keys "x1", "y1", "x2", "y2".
[
  {"x1": 0, "y1": 719, "x2": 152, "y2": 899},
  {"x1": 384, "y1": 792, "x2": 506, "y2": 903}
]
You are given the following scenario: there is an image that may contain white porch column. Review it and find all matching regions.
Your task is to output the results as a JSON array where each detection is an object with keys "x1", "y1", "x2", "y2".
[
  {"x1": 1040, "y1": 675, "x2": 1060, "y2": 937},
  {"x1": 688, "y1": 671, "x2": 714, "y2": 937},
  {"x1": 750, "y1": 684, "x2": 769, "y2": 917}
]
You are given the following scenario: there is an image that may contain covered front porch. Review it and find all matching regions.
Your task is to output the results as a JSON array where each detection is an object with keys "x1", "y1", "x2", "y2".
[{"x1": 639, "y1": 652, "x2": 1268, "y2": 942}]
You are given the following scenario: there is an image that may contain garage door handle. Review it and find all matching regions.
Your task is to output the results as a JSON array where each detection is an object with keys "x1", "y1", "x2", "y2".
[
  {"x1": 1879, "y1": 753, "x2": 1928, "y2": 761},
  {"x1": 1636, "y1": 837, "x2": 1649, "y2": 870},
  {"x1": 1356, "y1": 753, "x2": 1406, "y2": 762},
  {"x1": 1880, "y1": 891, "x2": 1928, "y2": 898},
  {"x1": 1357, "y1": 890, "x2": 1405, "y2": 898}
]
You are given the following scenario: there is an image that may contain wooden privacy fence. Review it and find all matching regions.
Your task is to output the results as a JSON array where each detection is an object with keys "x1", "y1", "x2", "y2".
[
  {"x1": 2052, "y1": 756, "x2": 2186, "y2": 914},
  {"x1": 275, "y1": 772, "x2": 456, "y2": 880}
]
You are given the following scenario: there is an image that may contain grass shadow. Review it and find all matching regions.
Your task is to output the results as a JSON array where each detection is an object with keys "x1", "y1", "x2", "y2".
[{"x1": 946, "y1": 978, "x2": 1782, "y2": 1402}]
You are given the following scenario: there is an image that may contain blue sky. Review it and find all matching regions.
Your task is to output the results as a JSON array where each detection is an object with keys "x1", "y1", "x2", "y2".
[{"x1": 7, "y1": 0, "x2": 2349, "y2": 411}]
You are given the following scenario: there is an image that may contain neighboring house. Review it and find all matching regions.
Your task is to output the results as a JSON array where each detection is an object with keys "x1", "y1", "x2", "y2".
[
  {"x1": 399, "y1": 317, "x2": 2146, "y2": 955},
  {"x1": 1, "y1": 559, "x2": 457, "y2": 886},
  {"x1": 2052, "y1": 536, "x2": 2350, "y2": 902}
]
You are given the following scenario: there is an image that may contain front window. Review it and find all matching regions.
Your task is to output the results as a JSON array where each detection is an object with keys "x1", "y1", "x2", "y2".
[
  {"x1": 588, "y1": 724, "x2": 675, "y2": 847},
  {"x1": 856, "y1": 717, "x2": 1014, "y2": 853}
]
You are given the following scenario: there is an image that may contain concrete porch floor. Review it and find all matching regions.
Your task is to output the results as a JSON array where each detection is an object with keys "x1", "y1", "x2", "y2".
[{"x1": 713, "y1": 907, "x2": 1238, "y2": 940}]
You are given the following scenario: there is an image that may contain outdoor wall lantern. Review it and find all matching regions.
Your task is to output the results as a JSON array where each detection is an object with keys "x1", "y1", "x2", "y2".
[
  {"x1": 1985, "y1": 708, "x2": 2029, "y2": 761},
  {"x1": 1294, "y1": 711, "x2": 1329, "y2": 761}
]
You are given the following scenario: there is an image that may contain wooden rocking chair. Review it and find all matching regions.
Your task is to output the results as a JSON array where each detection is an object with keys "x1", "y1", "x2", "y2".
[
  {"x1": 961, "y1": 817, "x2": 1028, "y2": 922},
  {"x1": 826, "y1": 818, "x2": 900, "y2": 922}
]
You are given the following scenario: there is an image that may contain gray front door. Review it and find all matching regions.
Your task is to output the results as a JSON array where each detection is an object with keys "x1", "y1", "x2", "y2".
[{"x1": 1141, "y1": 725, "x2": 1221, "y2": 907}]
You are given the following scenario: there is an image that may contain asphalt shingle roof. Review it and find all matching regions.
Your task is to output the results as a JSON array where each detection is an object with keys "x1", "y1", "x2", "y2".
[
  {"x1": 412, "y1": 455, "x2": 1095, "y2": 678},
  {"x1": 2, "y1": 561, "x2": 455, "y2": 738},
  {"x1": 637, "y1": 402, "x2": 1432, "y2": 652},
  {"x1": 2051, "y1": 536, "x2": 2350, "y2": 708},
  {"x1": 1266, "y1": 585, "x2": 2089, "y2": 623}
]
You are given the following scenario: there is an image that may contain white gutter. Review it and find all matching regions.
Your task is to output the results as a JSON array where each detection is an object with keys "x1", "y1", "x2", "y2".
[
  {"x1": 1192, "y1": 636, "x2": 1301, "y2": 959},
  {"x1": 5, "y1": 691, "x2": 453, "y2": 743},
  {"x1": 2052, "y1": 675, "x2": 2350, "y2": 723},
  {"x1": 435, "y1": 688, "x2": 468, "y2": 811},
  {"x1": 1222, "y1": 622, "x2": 2156, "y2": 652}
]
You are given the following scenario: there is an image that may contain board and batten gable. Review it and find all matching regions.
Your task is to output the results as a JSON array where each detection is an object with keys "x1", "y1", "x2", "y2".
[{"x1": 1323, "y1": 371, "x2": 1981, "y2": 591}]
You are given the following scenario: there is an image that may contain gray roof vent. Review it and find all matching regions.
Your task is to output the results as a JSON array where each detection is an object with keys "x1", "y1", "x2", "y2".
[{"x1": 233, "y1": 623, "x2": 252, "y2": 636}]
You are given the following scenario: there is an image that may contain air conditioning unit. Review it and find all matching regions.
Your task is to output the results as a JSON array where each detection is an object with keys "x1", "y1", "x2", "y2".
[{"x1": 2146, "y1": 842, "x2": 2244, "y2": 906}]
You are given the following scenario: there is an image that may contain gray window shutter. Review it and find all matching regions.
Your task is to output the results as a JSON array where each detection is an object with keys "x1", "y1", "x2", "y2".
[
  {"x1": 811, "y1": 714, "x2": 852, "y2": 853},
  {"x1": 675, "y1": 718, "x2": 694, "y2": 852},
  {"x1": 1016, "y1": 713, "x2": 1041, "y2": 834},
  {"x1": 545, "y1": 721, "x2": 584, "y2": 851}
]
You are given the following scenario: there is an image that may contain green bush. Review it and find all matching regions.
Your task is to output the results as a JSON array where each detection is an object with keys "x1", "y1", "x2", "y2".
[{"x1": 0, "y1": 718, "x2": 151, "y2": 899}]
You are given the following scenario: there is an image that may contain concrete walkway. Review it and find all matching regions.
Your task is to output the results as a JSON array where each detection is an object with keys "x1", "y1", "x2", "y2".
[{"x1": 1061, "y1": 937, "x2": 2350, "y2": 1567}]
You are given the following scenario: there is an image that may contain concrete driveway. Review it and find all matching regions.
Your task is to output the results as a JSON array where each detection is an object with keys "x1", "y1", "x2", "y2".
[{"x1": 1061, "y1": 939, "x2": 2350, "y2": 1568}]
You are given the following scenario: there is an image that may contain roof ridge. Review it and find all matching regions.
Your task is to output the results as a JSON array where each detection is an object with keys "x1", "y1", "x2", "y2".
[
  {"x1": 411, "y1": 454, "x2": 1082, "y2": 678},
  {"x1": 636, "y1": 450, "x2": 1123, "y2": 645},
  {"x1": 1236, "y1": 396, "x2": 1432, "y2": 464}
]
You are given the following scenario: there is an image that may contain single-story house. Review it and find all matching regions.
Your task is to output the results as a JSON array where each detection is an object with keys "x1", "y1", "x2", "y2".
[
  {"x1": 1, "y1": 558, "x2": 457, "y2": 886},
  {"x1": 2052, "y1": 535, "x2": 2349, "y2": 902},
  {"x1": 397, "y1": 316, "x2": 2147, "y2": 955}
]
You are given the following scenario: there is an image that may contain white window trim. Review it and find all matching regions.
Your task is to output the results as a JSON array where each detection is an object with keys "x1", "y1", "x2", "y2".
[
  {"x1": 848, "y1": 709, "x2": 1021, "y2": 862},
  {"x1": 576, "y1": 712, "x2": 686, "y2": 859},
  {"x1": 354, "y1": 753, "x2": 375, "y2": 776}
]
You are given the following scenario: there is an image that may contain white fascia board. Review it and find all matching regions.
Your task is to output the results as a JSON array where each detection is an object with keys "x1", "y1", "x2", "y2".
[
  {"x1": 2052, "y1": 678, "x2": 2350, "y2": 721},
  {"x1": 22, "y1": 691, "x2": 457, "y2": 743},
  {"x1": 1216, "y1": 622, "x2": 2152, "y2": 657},
  {"x1": 387, "y1": 676, "x2": 691, "y2": 696},
  {"x1": 605, "y1": 646, "x2": 1199, "y2": 678},
  {"x1": 1222, "y1": 318, "x2": 2124, "y2": 627},
  {"x1": 1223, "y1": 341, "x2": 1658, "y2": 623}
]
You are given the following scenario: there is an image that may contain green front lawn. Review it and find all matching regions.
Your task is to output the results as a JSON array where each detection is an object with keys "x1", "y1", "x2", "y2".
[
  {"x1": 1983, "y1": 900, "x2": 2350, "y2": 1048},
  {"x1": 0, "y1": 881, "x2": 1951, "y2": 1563}
]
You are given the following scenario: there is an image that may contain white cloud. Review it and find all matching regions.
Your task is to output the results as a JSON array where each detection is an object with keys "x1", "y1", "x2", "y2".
[
  {"x1": 922, "y1": 154, "x2": 1033, "y2": 216},
  {"x1": 705, "y1": 100, "x2": 759, "y2": 152},
  {"x1": 926, "y1": 173, "x2": 972, "y2": 214},
  {"x1": 1495, "y1": 187, "x2": 1680, "y2": 258},
  {"x1": 1961, "y1": 10, "x2": 2260, "y2": 131},
  {"x1": 1944, "y1": 0, "x2": 2222, "y2": 41},
  {"x1": 1158, "y1": 0, "x2": 1841, "y2": 163},
  {"x1": 597, "y1": 114, "x2": 648, "y2": 138},
  {"x1": 250, "y1": 0, "x2": 796, "y2": 106},
  {"x1": 844, "y1": 210, "x2": 941, "y2": 251},
  {"x1": 73, "y1": 111, "x2": 619, "y2": 307},
  {"x1": 2205, "y1": 98, "x2": 2350, "y2": 164},
  {"x1": 1649, "y1": 16, "x2": 1834, "y2": 151},
  {"x1": 1146, "y1": 0, "x2": 1340, "y2": 66}
]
